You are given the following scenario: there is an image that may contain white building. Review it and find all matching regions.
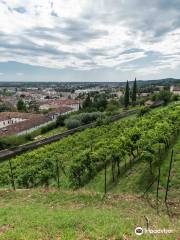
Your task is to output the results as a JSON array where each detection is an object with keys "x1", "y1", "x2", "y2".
[
  {"x1": 170, "y1": 86, "x2": 180, "y2": 95},
  {"x1": 0, "y1": 117, "x2": 26, "y2": 129}
]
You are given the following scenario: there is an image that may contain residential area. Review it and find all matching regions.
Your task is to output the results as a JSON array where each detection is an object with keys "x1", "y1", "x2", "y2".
[{"x1": 0, "y1": 79, "x2": 179, "y2": 138}]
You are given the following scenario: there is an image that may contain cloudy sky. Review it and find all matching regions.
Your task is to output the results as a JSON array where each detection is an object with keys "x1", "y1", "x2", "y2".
[{"x1": 0, "y1": 0, "x2": 180, "y2": 82}]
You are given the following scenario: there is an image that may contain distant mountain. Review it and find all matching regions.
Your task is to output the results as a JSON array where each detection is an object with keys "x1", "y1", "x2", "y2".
[
  {"x1": 136, "y1": 78, "x2": 180, "y2": 86},
  {"x1": 0, "y1": 78, "x2": 179, "y2": 88}
]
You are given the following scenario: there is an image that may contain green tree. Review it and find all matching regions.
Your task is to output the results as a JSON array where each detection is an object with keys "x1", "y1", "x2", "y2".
[
  {"x1": 93, "y1": 93, "x2": 107, "y2": 111},
  {"x1": 158, "y1": 90, "x2": 172, "y2": 105},
  {"x1": 132, "y1": 77, "x2": 137, "y2": 104},
  {"x1": 106, "y1": 100, "x2": 120, "y2": 114},
  {"x1": 17, "y1": 99, "x2": 27, "y2": 112},
  {"x1": 28, "y1": 100, "x2": 39, "y2": 112},
  {"x1": 124, "y1": 80, "x2": 130, "y2": 108},
  {"x1": 83, "y1": 94, "x2": 92, "y2": 109}
]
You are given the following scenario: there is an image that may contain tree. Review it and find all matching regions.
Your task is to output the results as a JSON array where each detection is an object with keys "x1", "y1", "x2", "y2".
[
  {"x1": 83, "y1": 94, "x2": 92, "y2": 109},
  {"x1": 93, "y1": 93, "x2": 107, "y2": 111},
  {"x1": 106, "y1": 100, "x2": 120, "y2": 114},
  {"x1": 17, "y1": 99, "x2": 27, "y2": 112},
  {"x1": 158, "y1": 90, "x2": 172, "y2": 105},
  {"x1": 56, "y1": 114, "x2": 67, "y2": 126},
  {"x1": 28, "y1": 100, "x2": 39, "y2": 112},
  {"x1": 124, "y1": 80, "x2": 130, "y2": 108},
  {"x1": 132, "y1": 77, "x2": 137, "y2": 104},
  {"x1": 151, "y1": 90, "x2": 172, "y2": 105}
]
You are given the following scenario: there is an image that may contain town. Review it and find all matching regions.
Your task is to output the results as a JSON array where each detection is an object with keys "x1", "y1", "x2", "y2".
[
  {"x1": 0, "y1": 78, "x2": 179, "y2": 138},
  {"x1": 0, "y1": 0, "x2": 180, "y2": 238}
]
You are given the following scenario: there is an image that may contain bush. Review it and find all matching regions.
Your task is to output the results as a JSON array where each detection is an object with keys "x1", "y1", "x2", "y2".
[
  {"x1": 171, "y1": 94, "x2": 179, "y2": 102},
  {"x1": 95, "y1": 116, "x2": 111, "y2": 126},
  {"x1": 138, "y1": 106, "x2": 150, "y2": 116},
  {"x1": 68, "y1": 112, "x2": 102, "y2": 125},
  {"x1": 106, "y1": 100, "x2": 120, "y2": 115},
  {"x1": 56, "y1": 115, "x2": 67, "y2": 126},
  {"x1": 40, "y1": 122, "x2": 56, "y2": 134},
  {"x1": 25, "y1": 134, "x2": 34, "y2": 141},
  {"x1": 79, "y1": 112, "x2": 102, "y2": 124},
  {"x1": 65, "y1": 119, "x2": 81, "y2": 129}
]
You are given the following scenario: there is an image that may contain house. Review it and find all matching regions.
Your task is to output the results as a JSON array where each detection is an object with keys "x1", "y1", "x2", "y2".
[
  {"x1": 139, "y1": 92, "x2": 150, "y2": 97},
  {"x1": 39, "y1": 99, "x2": 80, "y2": 112},
  {"x1": 144, "y1": 100, "x2": 154, "y2": 107},
  {"x1": 0, "y1": 96, "x2": 18, "y2": 109},
  {"x1": 170, "y1": 86, "x2": 180, "y2": 95},
  {"x1": 48, "y1": 106, "x2": 73, "y2": 120},
  {"x1": 0, "y1": 112, "x2": 49, "y2": 136},
  {"x1": 144, "y1": 100, "x2": 164, "y2": 108},
  {"x1": 116, "y1": 90, "x2": 123, "y2": 97}
]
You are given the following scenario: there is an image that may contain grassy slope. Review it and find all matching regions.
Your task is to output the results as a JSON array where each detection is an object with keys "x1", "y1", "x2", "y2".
[
  {"x1": 0, "y1": 189, "x2": 179, "y2": 240},
  {"x1": 0, "y1": 107, "x2": 179, "y2": 239},
  {"x1": 0, "y1": 136, "x2": 179, "y2": 239}
]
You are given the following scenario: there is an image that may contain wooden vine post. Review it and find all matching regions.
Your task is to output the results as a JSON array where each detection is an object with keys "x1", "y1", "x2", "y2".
[
  {"x1": 164, "y1": 149, "x2": 174, "y2": 203},
  {"x1": 104, "y1": 160, "x2": 107, "y2": 195},
  {"x1": 56, "y1": 159, "x2": 60, "y2": 189},
  {"x1": 156, "y1": 144, "x2": 161, "y2": 213},
  {"x1": 8, "y1": 159, "x2": 15, "y2": 190}
]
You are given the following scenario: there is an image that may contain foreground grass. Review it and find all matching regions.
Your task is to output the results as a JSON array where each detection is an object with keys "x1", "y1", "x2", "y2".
[{"x1": 0, "y1": 189, "x2": 179, "y2": 240}]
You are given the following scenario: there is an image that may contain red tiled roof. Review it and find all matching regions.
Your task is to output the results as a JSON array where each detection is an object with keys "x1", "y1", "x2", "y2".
[
  {"x1": 48, "y1": 106, "x2": 73, "y2": 115},
  {"x1": 173, "y1": 87, "x2": 180, "y2": 91},
  {"x1": 45, "y1": 99, "x2": 80, "y2": 105},
  {"x1": 0, "y1": 112, "x2": 49, "y2": 136}
]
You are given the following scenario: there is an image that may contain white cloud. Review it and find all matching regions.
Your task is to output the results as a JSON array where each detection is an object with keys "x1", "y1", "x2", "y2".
[
  {"x1": 0, "y1": 0, "x2": 180, "y2": 79},
  {"x1": 16, "y1": 72, "x2": 24, "y2": 76}
]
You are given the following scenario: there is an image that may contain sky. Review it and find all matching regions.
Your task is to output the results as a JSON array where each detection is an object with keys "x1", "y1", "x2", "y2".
[{"x1": 0, "y1": 0, "x2": 180, "y2": 82}]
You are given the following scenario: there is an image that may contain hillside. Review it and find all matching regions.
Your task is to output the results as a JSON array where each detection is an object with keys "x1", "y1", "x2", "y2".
[
  {"x1": 0, "y1": 103, "x2": 179, "y2": 239},
  {"x1": 0, "y1": 189, "x2": 179, "y2": 240}
]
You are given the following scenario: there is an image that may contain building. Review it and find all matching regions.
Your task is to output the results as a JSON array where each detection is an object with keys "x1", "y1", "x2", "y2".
[
  {"x1": 0, "y1": 96, "x2": 17, "y2": 109},
  {"x1": 75, "y1": 88, "x2": 101, "y2": 95},
  {"x1": 139, "y1": 92, "x2": 150, "y2": 97},
  {"x1": 116, "y1": 90, "x2": 123, "y2": 97},
  {"x1": 48, "y1": 106, "x2": 73, "y2": 120},
  {"x1": 0, "y1": 112, "x2": 49, "y2": 136},
  {"x1": 39, "y1": 99, "x2": 80, "y2": 112},
  {"x1": 170, "y1": 86, "x2": 180, "y2": 95},
  {"x1": 144, "y1": 100, "x2": 164, "y2": 108},
  {"x1": 144, "y1": 100, "x2": 154, "y2": 107}
]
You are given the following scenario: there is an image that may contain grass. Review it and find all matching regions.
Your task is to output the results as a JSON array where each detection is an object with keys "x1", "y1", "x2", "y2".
[
  {"x1": 0, "y1": 135, "x2": 179, "y2": 239},
  {"x1": 0, "y1": 189, "x2": 179, "y2": 240},
  {"x1": 0, "y1": 106, "x2": 179, "y2": 239}
]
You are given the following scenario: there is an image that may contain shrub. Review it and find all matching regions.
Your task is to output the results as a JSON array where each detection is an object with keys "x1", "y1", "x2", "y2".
[
  {"x1": 171, "y1": 94, "x2": 179, "y2": 102},
  {"x1": 25, "y1": 134, "x2": 34, "y2": 141},
  {"x1": 56, "y1": 115, "x2": 67, "y2": 126},
  {"x1": 138, "y1": 106, "x2": 150, "y2": 116},
  {"x1": 68, "y1": 112, "x2": 102, "y2": 125},
  {"x1": 65, "y1": 119, "x2": 81, "y2": 129},
  {"x1": 40, "y1": 122, "x2": 56, "y2": 134}
]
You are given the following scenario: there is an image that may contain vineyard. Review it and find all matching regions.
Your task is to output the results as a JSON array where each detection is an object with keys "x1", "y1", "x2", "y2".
[
  {"x1": 0, "y1": 103, "x2": 180, "y2": 239},
  {"x1": 0, "y1": 103, "x2": 179, "y2": 197}
]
